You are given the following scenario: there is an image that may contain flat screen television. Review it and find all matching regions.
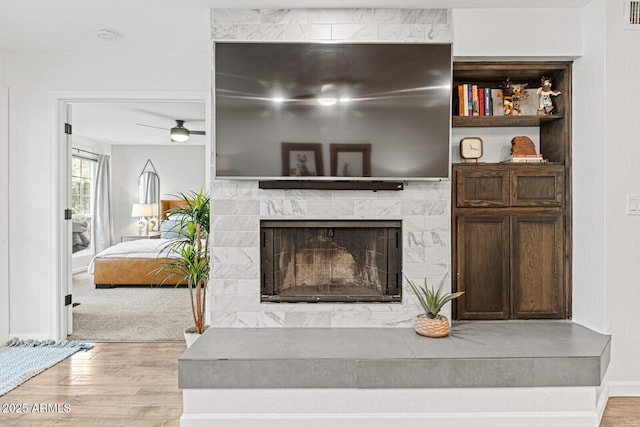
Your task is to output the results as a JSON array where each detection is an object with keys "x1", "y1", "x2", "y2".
[{"x1": 214, "y1": 42, "x2": 452, "y2": 181}]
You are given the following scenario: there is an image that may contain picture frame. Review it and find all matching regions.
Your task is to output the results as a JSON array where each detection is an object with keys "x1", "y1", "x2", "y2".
[
  {"x1": 330, "y1": 143, "x2": 372, "y2": 177},
  {"x1": 281, "y1": 142, "x2": 324, "y2": 177}
]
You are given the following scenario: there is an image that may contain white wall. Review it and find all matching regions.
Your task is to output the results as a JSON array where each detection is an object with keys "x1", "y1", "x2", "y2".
[
  {"x1": 0, "y1": 51, "x2": 9, "y2": 343},
  {"x1": 72, "y1": 134, "x2": 111, "y2": 158},
  {"x1": 451, "y1": 8, "x2": 583, "y2": 58},
  {"x1": 5, "y1": 51, "x2": 208, "y2": 338},
  {"x1": 603, "y1": 0, "x2": 640, "y2": 388},
  {"x1": 572, "y1": 0, "x2": 607, "y2": 333},
  {"x1": 111, "y1": 144, "x2": 206, "y2": 239}
]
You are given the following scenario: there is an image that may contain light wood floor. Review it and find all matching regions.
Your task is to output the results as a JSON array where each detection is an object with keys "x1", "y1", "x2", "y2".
[
  {"x1": 601, "y1": 397, "x2": 640, "y2": 426},
  {"x1": 0, "y1": 341, "x2": 638, "y2": 426},
  {"x1": 0, "y1": 342, "x2": 184, "y2": 426}
]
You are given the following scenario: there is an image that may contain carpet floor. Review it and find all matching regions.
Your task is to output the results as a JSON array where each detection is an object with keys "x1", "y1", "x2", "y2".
[{"x1": 68, "y1": 272, "x2": 193, "y2": 342}]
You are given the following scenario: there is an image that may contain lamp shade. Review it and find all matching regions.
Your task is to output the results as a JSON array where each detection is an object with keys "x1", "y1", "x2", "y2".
[{"x1": 131, "y1": 203, "x2": 154, "y2": 217}]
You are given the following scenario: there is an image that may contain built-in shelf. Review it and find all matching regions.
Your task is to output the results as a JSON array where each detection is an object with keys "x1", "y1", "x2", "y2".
[
  {"x1": 451, "y1": 61, "x2": 572, "y2": 321},
  {"x1": 453, "y1": 161, "x2": 564, "y2": 166},
  {"x1": 452, "y1": 114, "x2": 563, "y2": 128}
]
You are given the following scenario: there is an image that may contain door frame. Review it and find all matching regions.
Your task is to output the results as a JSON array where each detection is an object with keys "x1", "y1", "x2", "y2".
[
  {"x1": 0, "y1": 86, "x2": 9, "y2": 343},
  {"x1": 49, "y1": 90, "x2": 210, "y2": 341}
]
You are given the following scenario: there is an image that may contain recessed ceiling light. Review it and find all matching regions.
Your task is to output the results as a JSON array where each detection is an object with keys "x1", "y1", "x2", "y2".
[{"x1": 96, "y1": 28, "x2": 118, "y2": 41}]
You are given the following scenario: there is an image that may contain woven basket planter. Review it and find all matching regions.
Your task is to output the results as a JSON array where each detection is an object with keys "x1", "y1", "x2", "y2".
[{"x1": 414, "y1": 314, "x2": 450, "y2": 338}]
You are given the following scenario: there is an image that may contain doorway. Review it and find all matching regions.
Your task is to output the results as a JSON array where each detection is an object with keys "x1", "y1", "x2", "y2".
[{"x1": 52, "y1": 91, "x2": 210, "y2": 341}]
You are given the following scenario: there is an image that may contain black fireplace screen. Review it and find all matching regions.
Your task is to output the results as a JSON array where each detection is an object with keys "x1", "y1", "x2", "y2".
[{"x1": 261, "y1": 220, "x2": 402, "y2": 302}]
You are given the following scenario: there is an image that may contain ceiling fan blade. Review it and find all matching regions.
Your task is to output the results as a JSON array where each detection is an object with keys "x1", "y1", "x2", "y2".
[
  {"x1": 136, "y1": 123, "x2": 169, "y2": 130},
  {"x1": 189, "y1": 130, "x2": 206, "y2": 135},
  {"x1": 132, "y1": 108, "x2": 177, "y2": 121}
]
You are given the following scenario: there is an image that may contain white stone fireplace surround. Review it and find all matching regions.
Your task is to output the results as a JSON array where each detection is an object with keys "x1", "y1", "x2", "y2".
[{"x1": 210, "y1": 8, "x2": 452, "y2": 328}]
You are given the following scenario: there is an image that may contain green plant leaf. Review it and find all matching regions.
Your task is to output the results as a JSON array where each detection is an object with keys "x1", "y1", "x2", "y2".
[
  {"x1": 404, "y1": 274, "x2": 464, "y2": 317},
  {"x1": 150, "y1": 189, "x2": 210, "y2": 334}
]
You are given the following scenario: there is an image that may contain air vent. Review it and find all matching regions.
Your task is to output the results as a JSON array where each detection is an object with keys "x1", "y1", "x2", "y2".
[{"x1": 625, "y1": 0, "x2": 640, "y2": 29}]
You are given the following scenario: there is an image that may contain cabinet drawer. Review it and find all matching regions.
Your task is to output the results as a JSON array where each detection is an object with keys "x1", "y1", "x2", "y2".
[
  {"x1": 456, "y1": 169, "x2": 509, "y2": 208},
  {"x1": 510, "y1": 167, "x2": 564, "y2": 207},
  {"x1": 455, "y1": 165, "x2": 565, "y2": 208}
]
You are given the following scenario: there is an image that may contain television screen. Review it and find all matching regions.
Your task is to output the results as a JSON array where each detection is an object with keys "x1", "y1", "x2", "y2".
[{"x1": 214, "y1": 42, "x2": 452, "y2": 180}]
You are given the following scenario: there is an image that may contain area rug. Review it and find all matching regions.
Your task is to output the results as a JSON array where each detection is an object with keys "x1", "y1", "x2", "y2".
[
  {"x1": 69, "y1": 272, "x2": 192, "y2": 342},
  {"x1": 0, "y1": 338, "x2": 93, "y2": 396}
]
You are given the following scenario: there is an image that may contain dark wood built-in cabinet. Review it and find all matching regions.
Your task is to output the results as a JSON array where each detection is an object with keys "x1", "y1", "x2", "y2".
[
  {"x1": 451, "y1": 61, "x2": 572, "y2": 320},
  {"x1": 454, "y1": 165, "x2": 565, "y2": 319}
]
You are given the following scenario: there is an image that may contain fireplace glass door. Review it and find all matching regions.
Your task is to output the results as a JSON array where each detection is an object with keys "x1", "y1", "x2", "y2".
[{"x1": 261, "y1": 220, "x2": 401, "y2": 303}]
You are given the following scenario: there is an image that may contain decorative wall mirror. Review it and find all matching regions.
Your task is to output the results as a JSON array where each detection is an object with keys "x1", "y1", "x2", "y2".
[{"x1": 138, "y1": 159, "x2": 160, "y2": 231}]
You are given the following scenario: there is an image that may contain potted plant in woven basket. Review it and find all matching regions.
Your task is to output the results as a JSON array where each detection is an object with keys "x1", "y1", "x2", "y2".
[{"x1": 405, "y1": 276, "x2": 464, "y2": 338}]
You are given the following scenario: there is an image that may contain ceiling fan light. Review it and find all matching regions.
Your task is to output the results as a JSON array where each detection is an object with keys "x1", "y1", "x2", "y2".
[
  {"x1": 170, "y1": 126, "x2": 189, "y2": 142},
  {"x1": 317, "y1": 97, "x2": 338, "y2": 106}
]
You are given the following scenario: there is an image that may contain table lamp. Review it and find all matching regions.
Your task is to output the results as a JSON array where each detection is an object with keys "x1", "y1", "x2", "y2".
[{"x1": 131, "y1": 203, "x2": 154, "y2": 235}]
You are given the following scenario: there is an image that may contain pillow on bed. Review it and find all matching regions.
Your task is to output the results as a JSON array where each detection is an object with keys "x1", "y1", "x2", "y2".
[
  {"x1": 167, "y1": 213, "x2": 190, "y2": 221},
  {"x1": 160, "y1": 219, "x2": 186, "y2": 239}
]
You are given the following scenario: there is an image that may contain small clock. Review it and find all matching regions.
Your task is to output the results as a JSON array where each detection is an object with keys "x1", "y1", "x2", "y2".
[{"x1": 460, "y1": 137, "x2": 483, "y2": 163}]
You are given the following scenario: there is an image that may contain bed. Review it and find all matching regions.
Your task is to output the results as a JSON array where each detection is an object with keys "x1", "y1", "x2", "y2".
[{"x1": 90, "y1": 199, "x2": 190, "y2": 288}]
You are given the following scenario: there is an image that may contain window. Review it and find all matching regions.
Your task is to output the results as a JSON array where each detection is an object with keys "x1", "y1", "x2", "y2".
[{"x1": 71, "y1": 155, "x2": 95, "y2": 255}]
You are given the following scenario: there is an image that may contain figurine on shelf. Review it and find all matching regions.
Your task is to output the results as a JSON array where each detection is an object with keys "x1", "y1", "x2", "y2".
[
  {"x1": 510, "y1": 136, "x2": 537, "y2": 157},
  {"x1": 536, "y1": 76, "x2": 561, "y2": 115},
  {"x1": 498, "y1": 77, "x2": 514, "y2": 115},
  {"x1": 511, "y1": 83, "x2": 528, "y2": 115}
]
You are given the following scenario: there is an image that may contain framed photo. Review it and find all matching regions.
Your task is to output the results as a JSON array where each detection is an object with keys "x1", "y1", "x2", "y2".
[
  {"x1": 281, "y1": 142, "x2": 324, "y2": 177},
  {"x1": 330, "y1": 143, "x2": 372, "y2": 177}
]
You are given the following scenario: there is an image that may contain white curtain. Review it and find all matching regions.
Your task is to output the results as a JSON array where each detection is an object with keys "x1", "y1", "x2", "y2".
[{"x1": 93, "y1": 154, "x2": 112, "y2": 253}]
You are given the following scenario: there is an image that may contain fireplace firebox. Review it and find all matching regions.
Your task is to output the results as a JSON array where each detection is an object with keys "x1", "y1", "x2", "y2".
[{"x1": 261, "y1": 220, "x2": 402, "y2": 303}]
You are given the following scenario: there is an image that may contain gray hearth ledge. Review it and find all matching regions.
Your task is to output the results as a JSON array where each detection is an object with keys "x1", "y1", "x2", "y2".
[{"x1": 179, "y1": 321, "x2": 610, "y2": 389}]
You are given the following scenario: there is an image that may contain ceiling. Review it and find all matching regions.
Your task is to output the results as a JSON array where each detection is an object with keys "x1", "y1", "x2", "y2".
[
  {"x1": 0, "y1": 0, "x2": 590, "y2": 145},
  {"x1": 71, "y1": 102, "x2": 206, "y2": 145}
]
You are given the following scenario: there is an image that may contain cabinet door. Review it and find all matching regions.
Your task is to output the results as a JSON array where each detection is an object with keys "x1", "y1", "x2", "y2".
[
  {"x1": 510, "y1": 167, "x2": 564, "y2": 207},
  {"x1": 511, "y1": 215, "x2": 565, "y2": 318},
  {"x1": 455, "y1": 215, "x2": 510, "y2": 320},
  {"x1": 456, "y1": 168, "x2": 509, "y2": 208}
]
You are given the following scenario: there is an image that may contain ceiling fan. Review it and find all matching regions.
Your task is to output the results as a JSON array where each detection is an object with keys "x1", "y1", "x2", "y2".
[{"x1": 136, "y1": 120, "x2": 206, "y2": 142}]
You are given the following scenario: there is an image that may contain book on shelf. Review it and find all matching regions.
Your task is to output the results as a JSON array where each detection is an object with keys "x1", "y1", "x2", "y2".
[
  {"x1": 484, "y1": 88, "x2": 492, "y2": 115},
  {"x1": 456, "y1": 84, "x2": 494, "y2": 116},
  {"x1": 471, "y1": 85, "x2": 479, "y2": 116},
  {"x1": 508, "y1": 154, "x2": 547, "y2": 163},
  {"x1": 459, "y1": 84, "x2": 470, "y2": 116}
]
